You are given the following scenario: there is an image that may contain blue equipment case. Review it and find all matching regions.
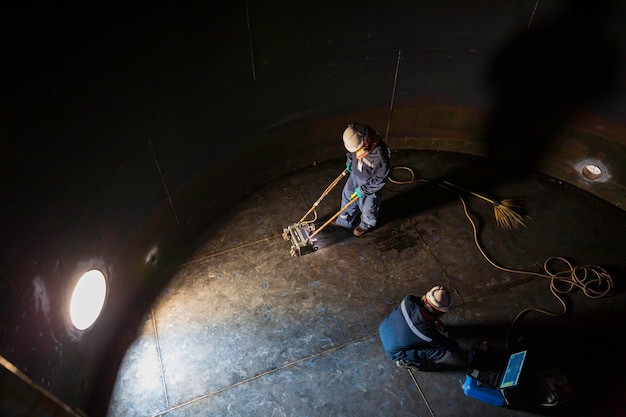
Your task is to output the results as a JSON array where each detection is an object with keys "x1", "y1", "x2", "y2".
[{"x1": 463, "y1": 375, "x2": 505, "y2": 407}]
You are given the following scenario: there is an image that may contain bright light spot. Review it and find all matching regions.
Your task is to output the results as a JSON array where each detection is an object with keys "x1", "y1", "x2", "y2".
[
  {"x1": 582, "y1": 164, "x2": 602, "y2": 181},
  {"x1": 576, "y1": 160, "x2": 609, "y2": 183},
  {"x1": 70, "y1": 269, "x2": 107, "y2": 330}
]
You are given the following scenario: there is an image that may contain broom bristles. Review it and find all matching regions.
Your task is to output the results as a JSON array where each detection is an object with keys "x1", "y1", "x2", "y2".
[
  {"x1": 494, "y1": 199, "x2": 527, "y2": 230},
  {"x1": 442, "y1": 181, "x2": 527, "y2": 230}
]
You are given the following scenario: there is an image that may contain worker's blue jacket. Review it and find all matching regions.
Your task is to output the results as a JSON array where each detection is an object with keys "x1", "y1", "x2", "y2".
[
  {"x1": 378, "y1": 295, "x2": 460, "y2": 362},
  {"x1": 345, "y1": 138, "x2": 391, "y2": 196}
]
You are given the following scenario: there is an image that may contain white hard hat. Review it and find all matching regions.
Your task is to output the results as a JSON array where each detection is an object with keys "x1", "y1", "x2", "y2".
[
  {"x1": 425, "y1": 286, "x2": 452, "y2": 313},
  {"x1": 343, "y1": 125, "x2": 363, "y2": 152}
]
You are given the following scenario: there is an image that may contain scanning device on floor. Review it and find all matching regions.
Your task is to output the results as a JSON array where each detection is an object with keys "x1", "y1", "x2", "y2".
[{"x1": 282, "y1": 168, "x2": 358, "y2": 257}]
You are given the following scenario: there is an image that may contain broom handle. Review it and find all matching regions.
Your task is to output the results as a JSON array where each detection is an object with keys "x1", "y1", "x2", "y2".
[
  {"x1": 308, "y1": 195, "x2": 359, "y2": 240},
  {"x1": 441, "y1": 181, "x2": 496, "y2": 205},
  {"x1": 299, "y1": 169, "x2": 348, "y2": 223}
]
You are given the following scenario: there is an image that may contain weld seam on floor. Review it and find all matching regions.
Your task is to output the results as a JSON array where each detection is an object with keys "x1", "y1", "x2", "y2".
[
  {"x1": 151, "y1": 308, "x2": 170, "y2": 409},
  {"x1": 149, "y1": 330, "x2": 379, "y2": 417},
  {"x1": 176, "y1": 233, "x2": 283, "y2": 268},
  {"x1": 408, "y1": 215, "x2": 459, "y2": 302},
  {"x1": 409, "y1": 369, "x2": 436, "y2": 417}
]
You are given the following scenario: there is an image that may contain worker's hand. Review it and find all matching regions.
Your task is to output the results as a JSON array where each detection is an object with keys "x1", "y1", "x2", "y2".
[
  {"x1": 346, "y1": 162, "x2": 352, "y2": 173},
  {"x1": 350, "y1": 188, "x2": 364, "y2": 200},
  {"x1": 435, "y1": 320, "x2": 448, "y2": 336}
]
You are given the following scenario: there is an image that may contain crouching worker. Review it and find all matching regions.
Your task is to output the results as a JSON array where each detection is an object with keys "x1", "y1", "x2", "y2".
[{"x1": 379, "y1": 286, "x2": 460, "y2": 370}]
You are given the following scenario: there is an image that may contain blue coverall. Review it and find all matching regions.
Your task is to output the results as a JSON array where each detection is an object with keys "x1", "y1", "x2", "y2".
[
  {"x1": 336, "y1": 135, "x2": 391, "y2": 231},
  {"x1": 379, "y1": 295, "x2": 460, "y2": 366}
]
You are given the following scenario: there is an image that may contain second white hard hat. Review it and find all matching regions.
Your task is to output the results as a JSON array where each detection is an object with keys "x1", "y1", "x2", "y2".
[{"x1": 425, "y1": 285, "x2": 452, "y2": 313}]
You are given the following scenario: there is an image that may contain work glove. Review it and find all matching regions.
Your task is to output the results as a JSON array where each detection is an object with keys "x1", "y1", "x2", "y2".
[
  {"x1": 346, "y1": 162, "x2": 352, "y2": 173},
  {"x1": 350, "y1": 188, "x2": 364, "y2": 200}
]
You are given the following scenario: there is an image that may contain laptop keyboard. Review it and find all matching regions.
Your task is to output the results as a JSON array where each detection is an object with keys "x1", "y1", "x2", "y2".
[{"x1": 478, "y1": 368, "x2": 500, "y2": 387}]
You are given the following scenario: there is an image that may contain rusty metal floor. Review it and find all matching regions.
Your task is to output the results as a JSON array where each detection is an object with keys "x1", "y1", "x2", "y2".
[{"x1": 105, "y1": 150, "x2": 626, "y2": 417}]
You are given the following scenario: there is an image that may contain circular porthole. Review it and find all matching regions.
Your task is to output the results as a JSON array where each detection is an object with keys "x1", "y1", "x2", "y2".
[
  {"x1": 582, "y1": 164, "x2": 603, "y2": 181},
  {"x1": 69, "y1": 269, "x2": 107, "y2": 330}
]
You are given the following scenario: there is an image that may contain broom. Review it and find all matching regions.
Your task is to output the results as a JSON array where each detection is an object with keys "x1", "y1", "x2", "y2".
[{"x1": 442, "y1": 181, "x2": 527, "y2": 231}]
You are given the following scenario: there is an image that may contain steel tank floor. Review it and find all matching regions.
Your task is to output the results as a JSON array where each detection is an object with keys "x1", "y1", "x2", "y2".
[{"x1": 106, "y1": 150, "x2": 626, "y2": 417}]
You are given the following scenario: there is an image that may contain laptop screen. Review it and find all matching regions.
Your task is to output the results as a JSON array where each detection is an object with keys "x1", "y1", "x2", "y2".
[{"x1": 499, "y1": 350, "x2": 527, "y2": 389}]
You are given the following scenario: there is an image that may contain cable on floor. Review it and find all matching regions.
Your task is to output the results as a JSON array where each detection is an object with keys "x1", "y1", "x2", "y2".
[{"x1": 388, "y1": 165, "x2": 615, "y2": 350}]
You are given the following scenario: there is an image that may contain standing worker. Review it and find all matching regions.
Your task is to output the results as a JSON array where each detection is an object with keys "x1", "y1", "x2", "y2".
[
  {"x1": 378, "y1": 286, "x2": 460, "y2": 370},
  {"x1": 334, "y1": 123, "x2": 391, "y2": 237}
]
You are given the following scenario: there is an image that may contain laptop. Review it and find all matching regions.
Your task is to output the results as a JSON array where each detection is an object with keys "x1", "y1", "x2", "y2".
[{"x1": 466, "y1": 341, "x2": 528, "y2": 391}]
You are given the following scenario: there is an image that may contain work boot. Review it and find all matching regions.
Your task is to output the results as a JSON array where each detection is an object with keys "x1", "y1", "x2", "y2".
[
  {"x1": 353, "y1": 226, "x2": 368, "y2": 237},
  {"x1": 395, "y1": 359, "x2": 432, "y2": 371}
]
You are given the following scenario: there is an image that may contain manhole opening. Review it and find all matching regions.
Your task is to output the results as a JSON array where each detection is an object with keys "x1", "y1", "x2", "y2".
[{"x1": 582, "y1": 164, "x2": 603, "y2": 181}]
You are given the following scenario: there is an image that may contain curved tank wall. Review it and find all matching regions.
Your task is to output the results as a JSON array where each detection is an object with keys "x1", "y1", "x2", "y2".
[{"x1": 1, "y1": 1, "x2": 624, "y2": 414}]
